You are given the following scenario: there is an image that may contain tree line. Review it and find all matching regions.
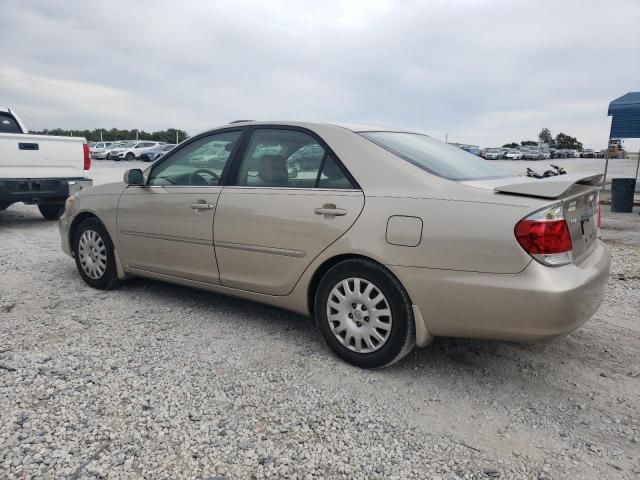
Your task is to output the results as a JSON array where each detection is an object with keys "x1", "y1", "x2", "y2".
[
  {"x1": 502, "y1": 128, "x2": 583, "y2": 150},
  {"x1": 30, "y1": 128, "x2": 190, "y2": 144}
]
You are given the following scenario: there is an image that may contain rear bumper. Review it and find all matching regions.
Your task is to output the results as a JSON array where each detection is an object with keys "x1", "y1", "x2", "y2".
[
  {"x1": 0, "y1": 178, "x2": 92, "y2": 206},
  {"x1": 390, "y1": 240, "x2": 611, "y2": 342}
]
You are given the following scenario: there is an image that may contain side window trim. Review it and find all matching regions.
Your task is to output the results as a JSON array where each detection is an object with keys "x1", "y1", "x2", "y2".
[{"x1": 225, "y1": 125, "x2": 360, "y2": 190}]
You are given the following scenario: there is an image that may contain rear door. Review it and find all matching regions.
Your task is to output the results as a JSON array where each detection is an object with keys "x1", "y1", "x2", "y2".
[
  {"x1": 214, "y1": 127, "x2": 364, "y2": 295},
  {"x1": 116, "y1": 130, "x2": 244, "y2": 283}
]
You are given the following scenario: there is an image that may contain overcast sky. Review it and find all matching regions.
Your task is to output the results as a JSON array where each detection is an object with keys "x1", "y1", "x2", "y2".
[{"x1": 1, "y1": 0, "x2": 639, "y2": 149}]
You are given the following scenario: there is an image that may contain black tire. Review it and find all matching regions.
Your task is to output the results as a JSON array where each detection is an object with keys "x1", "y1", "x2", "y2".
[
  {"x1": 294, "y1": 160, "x2": 303, "y2": 171},
  {"x1": 314, "y1": 258, "x2": 415, "y2": 369},
  {"x1": 125, "y1": 152, "x2": 135, "y2": 161},
  {"x1": 73, "y1": 218, "x2": 119, "y2": 290},
  {"x1": 38, "y1": 203, "x2": 64, "y2": 220}
]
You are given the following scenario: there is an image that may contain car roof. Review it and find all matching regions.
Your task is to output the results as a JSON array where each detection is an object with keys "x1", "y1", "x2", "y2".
[{"x1": 203, "y1": 120, "x2": 425, "y2": 136}]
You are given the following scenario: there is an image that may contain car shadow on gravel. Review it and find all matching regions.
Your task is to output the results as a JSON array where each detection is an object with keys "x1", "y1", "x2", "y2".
[
  {"x1": 118, "y1": 276, "x2": 567, "y2": 378},
  {"x1": 0, "y1": 207, "x2": 50, "y2": 226},
  {"x1": 120, "y1": 276, "x2": 313, "y2": 330}
]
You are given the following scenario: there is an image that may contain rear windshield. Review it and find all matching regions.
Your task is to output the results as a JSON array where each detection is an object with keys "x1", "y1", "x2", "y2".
[
  {"x1": 360, "y1": 132, "x2": 512, "y2": 181},
  {"x1": 0, "y1": 112, "x2": 23, "y2": 134}
]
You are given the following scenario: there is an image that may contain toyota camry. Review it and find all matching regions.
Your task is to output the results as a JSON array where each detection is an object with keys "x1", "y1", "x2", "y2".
[{"x1": 59, "y1": 121, "x2": 610, "y2": 368}]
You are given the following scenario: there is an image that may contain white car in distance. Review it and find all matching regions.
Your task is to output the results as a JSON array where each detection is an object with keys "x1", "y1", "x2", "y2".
[
  {"x1": 109, "y1": 141, "x2": 161, "y2": 161},
  {"x1": 505, "y1": 150, "x2": 523, "y2": 160},
  {"x1": 90, "y1": 142, "x2": 115, "y2": 159}
]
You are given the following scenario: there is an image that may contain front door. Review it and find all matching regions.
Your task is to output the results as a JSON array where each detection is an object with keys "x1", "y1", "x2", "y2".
[
  {"x1": 117, "y1": 130, "x2": 243, "y2": 284},
  {"x1": 214, "y1": 127, "x2": 364, "y2": 295}
]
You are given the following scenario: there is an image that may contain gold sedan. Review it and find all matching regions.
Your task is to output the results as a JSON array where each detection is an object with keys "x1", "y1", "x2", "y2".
[{"x1": 60, "y1": 122, "x2": 610, "y2": 368}]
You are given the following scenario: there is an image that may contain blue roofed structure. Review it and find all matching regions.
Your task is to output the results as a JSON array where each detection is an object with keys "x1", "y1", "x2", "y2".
[{"x1": 607, "y1": 92, "x2": 640, "y2": 138}]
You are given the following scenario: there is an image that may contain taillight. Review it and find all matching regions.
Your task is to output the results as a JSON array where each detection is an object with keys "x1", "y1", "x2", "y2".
[
  {"x1": 83, "y1": 143, "x2": 91, "y2": 170},
  {"x1": 515, "y1": 204, "x2": 573, "y2": 266}
]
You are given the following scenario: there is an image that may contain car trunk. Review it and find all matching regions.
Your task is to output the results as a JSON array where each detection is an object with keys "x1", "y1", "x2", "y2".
[{"x1": 462, "y1": 174, "x2": 602, "y2": 263}]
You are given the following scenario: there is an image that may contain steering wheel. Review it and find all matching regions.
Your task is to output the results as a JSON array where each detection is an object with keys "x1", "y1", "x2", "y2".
[{"x1": 188, "y1": 168, "x2": 219, "y2": 186}]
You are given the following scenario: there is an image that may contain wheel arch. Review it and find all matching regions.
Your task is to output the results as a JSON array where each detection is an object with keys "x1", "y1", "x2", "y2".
[
  {"x1": 307, "y1": 253, "x2": 412, "y2": 317},
  {"x1": 68, "y1": 212, "x2": 101, "y2": 254}
]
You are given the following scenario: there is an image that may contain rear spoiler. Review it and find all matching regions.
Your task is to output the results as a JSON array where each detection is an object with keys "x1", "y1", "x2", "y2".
[{"x1": 494, "y1": 174, "x2": 603, "y2": 199}]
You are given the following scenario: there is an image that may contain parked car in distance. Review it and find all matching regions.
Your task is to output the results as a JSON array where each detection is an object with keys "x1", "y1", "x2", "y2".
[
  {"x1": 286, "y1": 143, "x2": 325, "y2": 171},
  {"x1": 90, "y1": 142, "x2": 115, "y2": 159},
  {"x1": 110, "y1": 141, "x2": 160, "y2": 161},
  {"x1": 581, "y1": 149, "x2": 597, "y2": 158},
  {"x1": 59, "y1": 121, "x2": 610, "y2": 369},
  {"x1": 566, "y1": 149, "x2": 580, "y2": 158},
  {"x1": 483, "y1": 148, "x2": 505, "y2": 160},
  {"x1": 0, "y1": 108, "x2": 92, "y2": 220},
  {"x1": 106, "y1": 142, "x2": 135, "y2": 160},
  {"x1": 138, "y1": 143, "x2": 176, "y2": 162},
  {"x1": 541, "y1": 149, "x2": 551, "y2": 160},
  {"x1": 460, "y1": 145, "x2": 481, "y2": 156},
  {"x1": 505, "y1": 150, "x2": 524, "y2": 160},
  {"x1": 522, "y1": 149, "x2": 543, "y2": 160}
]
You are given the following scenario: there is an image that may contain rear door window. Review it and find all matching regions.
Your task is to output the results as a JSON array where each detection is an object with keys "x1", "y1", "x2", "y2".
[{"x1": 234, "y1": 128, "x2": 355, "y2": 189}]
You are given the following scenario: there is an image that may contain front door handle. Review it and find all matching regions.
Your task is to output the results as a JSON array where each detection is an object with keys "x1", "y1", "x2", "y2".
[
  {"x1": 190, "y1": 201, "x2": 214, "y2": 210},
  {"x1": 314, "y1": 204, "x2": 347, "y2": 216}
]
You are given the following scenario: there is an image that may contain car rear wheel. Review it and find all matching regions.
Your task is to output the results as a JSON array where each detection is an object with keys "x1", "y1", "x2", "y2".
[
  {"x1": 125, "y1": 152, "x2": 135, "y2": 161},
  {"x1": 315, "y1": 258, "x2": 415, "y2": 369},
  {"x1": 73, "y1": 218, "x2": 119, "y2": 290},
  {"x1": 294, "y1": 160, "x2": 303, "y2": 171},
  {"x1": 38, "y1": 203, "x2": 64, "y2": 220}
]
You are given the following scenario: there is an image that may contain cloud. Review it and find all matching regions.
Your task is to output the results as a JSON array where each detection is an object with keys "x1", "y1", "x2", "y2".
[{"x1": 0, "y1": 0, "x2": 638, "y2": 148}]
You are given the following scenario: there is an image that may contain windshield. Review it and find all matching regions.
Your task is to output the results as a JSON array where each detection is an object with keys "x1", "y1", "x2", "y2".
[{"x1": 360, "y1": 132, "x2": 512, "y2": 181}]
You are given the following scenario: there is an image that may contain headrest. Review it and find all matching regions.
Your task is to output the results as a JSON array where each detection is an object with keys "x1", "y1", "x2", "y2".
[{"x1": 258, "y1": 155, "x2": 288, "y2": 185}]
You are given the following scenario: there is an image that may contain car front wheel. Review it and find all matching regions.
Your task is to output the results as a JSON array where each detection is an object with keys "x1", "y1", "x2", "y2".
[
  {"x1": 315, "y1": 259, "x2": 415, "y2": 369},
  {"x1": 73, "y1": 218, "x2": 119, "y2": 289}
]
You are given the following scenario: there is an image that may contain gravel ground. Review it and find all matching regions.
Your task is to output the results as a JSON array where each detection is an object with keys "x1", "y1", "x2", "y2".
[{"x1": 1, "y1": 161, "x2": 638, "y2": 479}]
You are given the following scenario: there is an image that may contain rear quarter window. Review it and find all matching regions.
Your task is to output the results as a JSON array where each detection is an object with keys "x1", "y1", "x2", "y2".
[{"x1": 360, "y1": 131, "x2": 512, "y2": 181}]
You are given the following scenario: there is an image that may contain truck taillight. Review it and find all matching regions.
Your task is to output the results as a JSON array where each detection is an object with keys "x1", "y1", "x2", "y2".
[
  {"x1": 515, "y1": 204, "x2": 573, "y2": 267},
  {"x1": 83, "y1": 143, "x2": 91, "y2": 170}
]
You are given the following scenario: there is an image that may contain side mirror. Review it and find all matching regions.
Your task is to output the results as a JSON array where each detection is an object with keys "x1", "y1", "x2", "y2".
[{"x1": 123, "y1": 168, "x2": 145, "y2": 186}]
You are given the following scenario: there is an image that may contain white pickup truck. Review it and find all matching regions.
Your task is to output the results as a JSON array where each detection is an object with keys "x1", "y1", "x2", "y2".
[{"x1": 0, "y1": 108, "x2": 93, "y2": 219}]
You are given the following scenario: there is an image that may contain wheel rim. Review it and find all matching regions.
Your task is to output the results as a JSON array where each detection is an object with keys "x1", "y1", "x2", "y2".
[
  {"x1": 326, "y1": 277, "x2": 393, "y2": 354},
  {"x1": 78, "y1": 230, "x2": 107, "y2": 280}
]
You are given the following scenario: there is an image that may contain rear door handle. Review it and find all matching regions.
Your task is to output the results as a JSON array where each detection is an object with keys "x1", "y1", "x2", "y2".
[
  {"x1": 314, "y1": 206, "x2": 347, "y2": 216},
  {"x1": 190, "y1": 202, "x2": 214, "y2": 210}
]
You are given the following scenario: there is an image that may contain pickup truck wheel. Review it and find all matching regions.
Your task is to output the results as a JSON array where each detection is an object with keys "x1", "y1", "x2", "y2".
[
  {"x1": 73, "y1": 218, "x2": 118, "y2": 290},
  {"x1": 125, "y1": 152, "x2": 135, "y2": 161},
  {"x1": 314, "y1": 259, "x2": 415, "y2": 369},
  {"x1": 38, "y1": 203, "x2": 64, "y2": 220}
]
